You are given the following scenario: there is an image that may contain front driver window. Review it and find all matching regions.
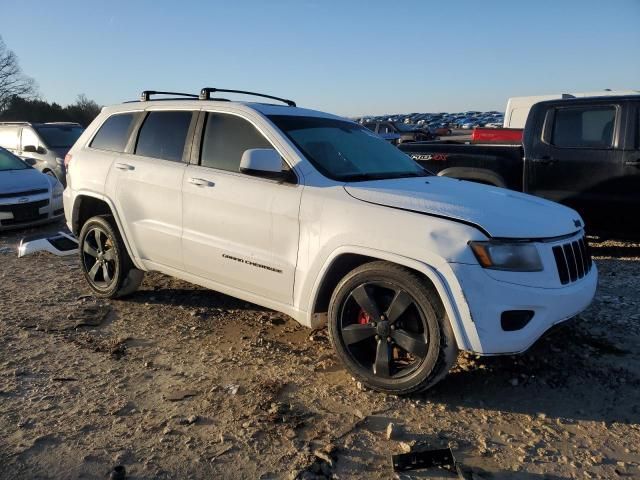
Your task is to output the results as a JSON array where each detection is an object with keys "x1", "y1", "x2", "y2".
[{"x1": 200, "y1": 113, "x2": 273, "y2": 172}]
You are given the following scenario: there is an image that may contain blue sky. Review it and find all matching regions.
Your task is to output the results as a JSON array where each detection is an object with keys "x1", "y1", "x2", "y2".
[{"x1": 2, "y1": 0, "x2": 638, "y2": 116}]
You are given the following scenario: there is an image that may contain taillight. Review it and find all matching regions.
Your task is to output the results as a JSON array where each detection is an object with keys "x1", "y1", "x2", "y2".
[{"x1": 64, "y1": 154, "x2": 72, "y2": 168}]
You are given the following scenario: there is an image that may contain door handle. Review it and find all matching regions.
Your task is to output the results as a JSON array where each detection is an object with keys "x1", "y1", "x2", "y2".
[
  {"x1": 115, "y1": 162, "x2": 135, "y2": 171},
  {"x1": 624, "y1": 160, "x2": 640, "y2": 167},
  {"x1": 188, "y1": 177, "x2": 214, "y2": 187},
  {"x1": 531, "y1": 156, "x2": 557, "y2": 165}
]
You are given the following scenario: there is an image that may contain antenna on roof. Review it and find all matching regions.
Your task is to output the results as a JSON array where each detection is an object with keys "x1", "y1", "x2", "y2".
[
  {"x1": 199, "y1": 88, "x2": 296, "y2": 107},
  {"x1": 140, "y1": 91, "x2": 199, "y2": 101}
]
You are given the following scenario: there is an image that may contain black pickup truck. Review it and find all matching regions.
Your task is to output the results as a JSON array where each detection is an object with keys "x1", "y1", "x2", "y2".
[{"x1": 399, "y1": 95, "x2": 640, "y2": 236}]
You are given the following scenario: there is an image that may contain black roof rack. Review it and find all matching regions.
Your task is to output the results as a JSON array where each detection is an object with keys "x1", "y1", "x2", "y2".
[
  {"x1": 140, "y1": 90, "x2": 199, "y2": 101},
  {"x1": 199, "y1": 88, "x2": 296, "y2": 107}
]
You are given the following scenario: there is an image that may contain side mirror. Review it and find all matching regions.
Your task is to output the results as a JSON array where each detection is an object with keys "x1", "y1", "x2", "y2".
[
  {"x1": 24, "y1": 157, "x2": 37, "y2": 166},
  {"x1": 240, "y1": 148, "x2": 289, "y2": 180},
  {"x1": 23, "y1": 145, "x2": 37, "y2": 153}
]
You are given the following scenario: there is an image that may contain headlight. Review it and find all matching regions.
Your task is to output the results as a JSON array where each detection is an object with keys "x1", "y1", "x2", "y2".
[{"x1": 469, "y1": 241, "x2": 543, "y2": 272}]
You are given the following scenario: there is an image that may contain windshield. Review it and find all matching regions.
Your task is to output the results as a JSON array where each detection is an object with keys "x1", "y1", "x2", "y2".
[
  {"x1": 268, "y1": 115, "x2": 429, "y2": 181},
  {"x1": 35, "y1": 125, "x2": 84, "y2": 149},
  {"x1": 0, "y1": 147, "x2": 29, "y2": 171}
]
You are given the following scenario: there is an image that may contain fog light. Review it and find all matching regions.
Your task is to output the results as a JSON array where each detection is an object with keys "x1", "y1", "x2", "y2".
[{"x1": 501, "y1": 310, "x2": 534, "y2": 331}]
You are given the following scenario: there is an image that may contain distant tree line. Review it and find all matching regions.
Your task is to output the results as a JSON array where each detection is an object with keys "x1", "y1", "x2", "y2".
[
  {"x1": 0, "y1": 36, "x2": 101, "y2": 127},
  {"x1": 0, "y1": 95, "x2": 101, "y2": 127}
]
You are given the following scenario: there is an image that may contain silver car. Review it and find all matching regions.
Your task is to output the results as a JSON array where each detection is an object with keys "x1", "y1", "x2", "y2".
[
  {"x1": 0, "y1": 146, "x2": 64, "y2": 230},
  {"x1": 0, "y1": 122, "x2": 84, "y2": 186}
]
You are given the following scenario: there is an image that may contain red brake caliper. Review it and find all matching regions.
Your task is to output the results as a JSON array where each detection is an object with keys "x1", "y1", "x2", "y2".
[{"x1": 357, "y1": 309, "x2": 370, "y2": 325}]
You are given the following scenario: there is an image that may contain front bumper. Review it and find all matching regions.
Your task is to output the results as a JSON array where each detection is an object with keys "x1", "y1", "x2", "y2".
[
  {"x1": 449, "y1": 261, "x2": 597, "y2": 355},
  {"x1": 0, "y1": 193, "x2": 64, "y2": 231}
]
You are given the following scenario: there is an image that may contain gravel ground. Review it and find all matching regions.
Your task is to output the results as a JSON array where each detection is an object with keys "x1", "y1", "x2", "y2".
[{"x1": 1, "y1": 220, "x2": 639, "y2": 480}]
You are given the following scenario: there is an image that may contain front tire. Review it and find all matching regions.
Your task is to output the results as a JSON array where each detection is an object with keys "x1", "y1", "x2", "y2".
[
  {"x1": 78, "y1": 215, "x2": 143, "y2": 298},
  {"x1": 328, "y1": 261, "x2": 457, "y2": 395}
]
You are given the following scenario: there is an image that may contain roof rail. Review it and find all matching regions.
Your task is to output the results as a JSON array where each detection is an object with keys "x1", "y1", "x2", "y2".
[
  {"x1": 0, "y1": 121, "x2": 31, "y2": 126},
  {"x1": 199, "y1": 88, "x2": 296, "y2": 107},
  {"x1": 140, "y1": 90, "x2": 200, "y2": 101}
]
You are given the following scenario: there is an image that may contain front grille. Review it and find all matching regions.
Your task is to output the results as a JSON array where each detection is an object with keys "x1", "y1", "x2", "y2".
[
  {"x1": 0, "y1": 188, "x2": 48, "y2": 199},
  {"x1": 0, "y1": 199, "x2": 49, "y2": 226},
  {"x1": 552, "y1": 236, "x2": 592, "y2": 285}
]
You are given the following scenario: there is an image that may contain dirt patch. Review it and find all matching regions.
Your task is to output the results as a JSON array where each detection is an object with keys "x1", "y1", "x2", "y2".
[{"x1": 1, "y1": 222, "x2": 639, "y2": 479}]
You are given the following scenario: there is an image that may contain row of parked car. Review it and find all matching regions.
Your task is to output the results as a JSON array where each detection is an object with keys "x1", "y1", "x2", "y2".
[
  {"x1": 358, "y1": 110, "x2": 505, "y2": 133},
  {"x1": 0, "y1": 122, "x2": 83, "y2": 230}
]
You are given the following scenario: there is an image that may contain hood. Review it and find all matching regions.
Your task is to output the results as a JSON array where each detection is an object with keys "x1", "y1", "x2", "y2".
[
  {"x1": 0, "y1": 168, "x2": 50, "y2": 194},
  {"x1": 344, "y1": 176, "x2": 582, "y2": 239}
]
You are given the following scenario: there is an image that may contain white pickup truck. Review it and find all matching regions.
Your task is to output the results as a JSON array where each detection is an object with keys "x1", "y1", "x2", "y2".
[{"x1": 63, "y1": 88, "x2": 597, "y2": 394}]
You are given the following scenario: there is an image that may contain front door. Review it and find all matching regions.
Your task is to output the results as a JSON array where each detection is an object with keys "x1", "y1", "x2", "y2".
[
  {"x1": 181, "y1": 111, "x2": 301, "y2": 305},
  {"x1": 19, "y1": 127, "x2": 47, "y2": 170}
]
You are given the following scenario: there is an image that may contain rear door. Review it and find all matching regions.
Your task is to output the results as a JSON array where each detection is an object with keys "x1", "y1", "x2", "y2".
[
  {"x1": 525, "y1": 102, "x2": 623, "y2": 221},
  {"x1": 19, "y1": 127, "x2": 48, "y2": 171},
  {"x1": 105, "y1": 109, "x2": 196, "y2": 270},
  {"x1": 618, "y1": 101, "x2": 640, "y2": 232},
  {"x1": 181, "y1": 111, "x2": 301, "y2": 305}
]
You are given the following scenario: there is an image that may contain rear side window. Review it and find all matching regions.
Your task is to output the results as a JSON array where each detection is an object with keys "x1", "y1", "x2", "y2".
[
  {"x1": 135, "y1": 111, "x2": 192, "y2": 162},
  {"x1": 91, "y1": 113, "x2": 136, "y2": 152},
  {"x1": 551, "y1": 106, "x2": 616, "y2": 148},
  {"x1": 200, "y1": 113, "x2": 272, "y2": 172},
  {"x1": 35, "y1": 125, "x2": 84, "y2": 149}
]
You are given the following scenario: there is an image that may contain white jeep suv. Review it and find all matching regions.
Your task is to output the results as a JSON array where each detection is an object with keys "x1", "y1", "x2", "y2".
[{"x1": 63, "y1": 88, "x2": 597, "y2": 394}]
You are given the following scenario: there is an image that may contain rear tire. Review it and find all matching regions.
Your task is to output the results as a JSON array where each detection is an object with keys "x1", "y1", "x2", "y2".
[
  {"x1": 328, "y1": 261, "x2": 457, "y2": 395},
  {"x1": 78, "y1": 215, "x2": 143, "y2": 298}
]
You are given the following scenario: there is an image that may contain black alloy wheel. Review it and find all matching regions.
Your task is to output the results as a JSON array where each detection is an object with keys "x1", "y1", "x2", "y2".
[
  {"x1": 82, "y1": 226, "x2": 117, "y2": 290},
  {"x1": 78, "y1": 215, "x2": 142, "y2": 298},
  {"x1": 328, "y1": 261, "x2": 457, "y2": 394},
  {"x1": 338, "y1": 281, "x2": 428, "y2": 379}
]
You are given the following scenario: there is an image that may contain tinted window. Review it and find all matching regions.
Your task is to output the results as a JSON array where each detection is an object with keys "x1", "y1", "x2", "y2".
[
  {"x1": 91, "y1": 113, "x2": 136, "y2": 152},
  {"x1": 135, "y1": 111, "x2": 192, "y2": 162},
  {"x1": 0, "y1": 127, "x2": 19, "y2": 150},
  {"x1": 200, "y1": 113, "x2": 272, "y2": 172},
  {"x1": 35, "y1": 125, "x2": 84, "y2": 148},
  {"x1": 551, "y1": 106, "x2": 616, "y2": 148}
]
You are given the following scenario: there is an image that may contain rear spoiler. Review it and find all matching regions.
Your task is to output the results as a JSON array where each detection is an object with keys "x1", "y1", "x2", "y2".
[{"x1": 471, "y1": 127, "x2": 523, "y2": 144}]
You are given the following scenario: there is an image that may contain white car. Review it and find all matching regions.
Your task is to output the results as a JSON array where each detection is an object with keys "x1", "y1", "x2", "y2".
[
  {"x1": 63, "y1": 88, "x2": 597, "y2": 394},
  {"x1": 0, "y1": 146, "x2": 64, "y2": 230}
]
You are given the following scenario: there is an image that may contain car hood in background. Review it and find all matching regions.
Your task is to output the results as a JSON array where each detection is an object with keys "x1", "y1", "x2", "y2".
[
  {"x1": 344, "y1": 176, "x2": 581, "y2": 239},
  {"x1": 0, "y1": 168, "x2": 50, "y2": 195}
]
